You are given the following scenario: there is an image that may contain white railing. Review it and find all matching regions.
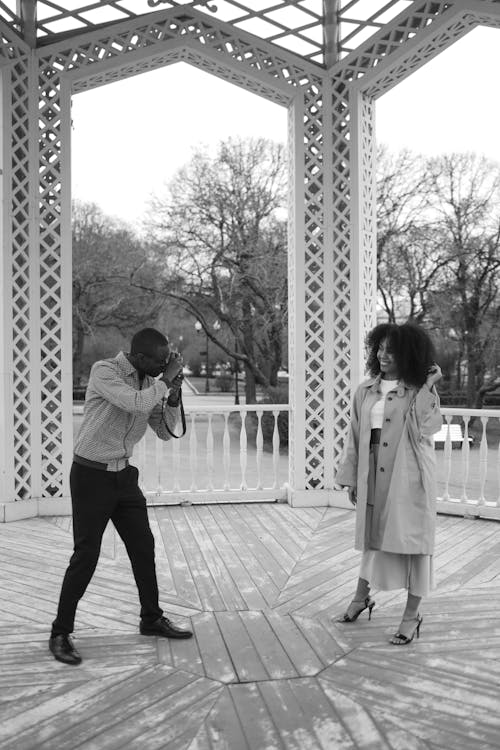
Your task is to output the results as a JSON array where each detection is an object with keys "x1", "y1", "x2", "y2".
[
  {"x1": 137, "y1": 404, "x2": 290, "y2": 505},
  {"x1": 75, "y1": 402, "x2": 500, "y2": 518},
  {"x1": 436, "y1": 408, "x2": 500, "y2": 520}
]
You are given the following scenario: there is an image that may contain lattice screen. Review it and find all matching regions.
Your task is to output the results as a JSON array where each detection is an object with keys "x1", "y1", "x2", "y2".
[
  {"x1": 35, "y1": 6, "x2": 330, "y2": 495},
  {"x1": 4, "y1": 1, "x2": 472, "y2": 63},
  {"x1": 3, "y1": 1, "x2": 500, "y2": 505},
  {"x1": 0, "y1": 24, "x2": 35, "y2": 502}
]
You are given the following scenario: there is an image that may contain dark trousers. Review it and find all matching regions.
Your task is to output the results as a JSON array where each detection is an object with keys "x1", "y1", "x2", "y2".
[{"x1": 51, "y1": 462, "x2": 163, "y2": 636}]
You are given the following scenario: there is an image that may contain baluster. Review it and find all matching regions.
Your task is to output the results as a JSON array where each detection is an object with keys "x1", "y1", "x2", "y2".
[
  {"x1": 155, "y1": 431, "x2": 163, "y2": 495},
  {"x1": 206, "y1": 413, "x2": 214, "y2": 490},
  {"x1": 223, "y1": 412, "x2": 231, "y2": 490},
  {"x1": 272, "y1": 409, "x2": 280, "y2": 489},
  {"x1": 442, "y1": 416, "x2": 452, "y2": 501},
  {"x1": 172, "y1": 431, "x2": 181, "y2": 492},
  {"x1": 189, "y1": 413, "x2": 198, "y2": 491},
  {"x1": 239, "y1": 410, "x2": 248, "y2": 490},
  {"x1": 256, "y1": 410, "x2": 263, "y2": 489},
  {"x1": 478, "y1": 416, "x2": 488, "y2": 506},
  {"x1": 460, "y1": 416, "x2": 471, "y2": 504}
]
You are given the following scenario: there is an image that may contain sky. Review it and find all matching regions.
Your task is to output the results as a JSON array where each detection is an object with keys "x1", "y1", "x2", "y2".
[{"x1": 71, "y1": 25, "x2": 500, "y2": 227}]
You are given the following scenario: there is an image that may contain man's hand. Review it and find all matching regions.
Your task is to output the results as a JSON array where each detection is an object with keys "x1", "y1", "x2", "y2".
[
  {"x1": 160, "y1": 353, "x2": 183, "y2": 387},
  {"x1": 347, "y1": 487, "x2": 357, "y2": 506}
]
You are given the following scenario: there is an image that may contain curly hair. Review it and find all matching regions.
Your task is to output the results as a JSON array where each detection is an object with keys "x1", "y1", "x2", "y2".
[{"x1": 365, "y1": 322, "x2": 436, "y2": 388}]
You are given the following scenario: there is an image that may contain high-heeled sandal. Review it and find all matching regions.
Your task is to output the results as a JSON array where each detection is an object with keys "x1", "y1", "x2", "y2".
[
  {"x1": 337, "y1": 596, "x2": 375, "y2": 623},
  {"x1": 390, "y1": 614, "x2": 423, "y2": 645}
]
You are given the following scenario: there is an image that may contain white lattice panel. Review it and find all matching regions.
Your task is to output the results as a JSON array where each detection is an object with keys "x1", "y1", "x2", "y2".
[
  {"x1": 9, "y1": 55, "x2": 33, "y2": 500},
  {"x1": 32, "y1": 0, "x2": 325, "y2": 63},
  {"x1": 17, "y1": 0, "x2": 485, "y2": 64},
  {"x1": 327, "y1": 0, "x2": 500, "y2": 474},
  {"x1": 0, "y1": 22, "x2": 35, "y2": 504},
  {"x1": 302, "y1": 81, "x2": 327, "y2": 488},
  {"x1": 2, "y1": 1, "x2": 500, "y2": 509},
  {"x1": 35, "y1": 7, "x2": 329, "y2": 495}
]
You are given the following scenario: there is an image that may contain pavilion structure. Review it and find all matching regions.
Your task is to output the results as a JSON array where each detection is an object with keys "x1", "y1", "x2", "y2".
[{"x1": 1, "y1": 0, "x2": 500, "y2": 521}]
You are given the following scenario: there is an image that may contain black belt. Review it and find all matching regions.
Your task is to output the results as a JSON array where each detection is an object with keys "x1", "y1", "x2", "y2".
[
  {"x1": 73, "y1": 454, "x2": 129, "y2": 472},
  {"x1": 370, "y1": 429, "x2": 381, "y2": 445}
]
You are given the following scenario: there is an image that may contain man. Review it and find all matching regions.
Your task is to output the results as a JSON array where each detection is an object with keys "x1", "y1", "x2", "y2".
[{"x1": 49, "y1": 328, "x2": 192, "y2": 666}]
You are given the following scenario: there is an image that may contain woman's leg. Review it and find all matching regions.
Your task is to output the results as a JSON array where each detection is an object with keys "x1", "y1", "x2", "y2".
[
  {"x1": 354, "y1": 577, "x2": 370, "y2": 601},
  {"x1": 402, "y1": 592, "x2": 421, "y2": 620},
  {"x1": 338, "y1": 577, "x2": 375, "y2": 622},
  {"x1": 390, "y1": 591, "x2": 422, "y2": 643}
]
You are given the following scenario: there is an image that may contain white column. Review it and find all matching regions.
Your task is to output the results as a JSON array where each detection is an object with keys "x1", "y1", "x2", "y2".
[
  {"x1": 287, "y1": 92, "x2": 307, "y2": 502},
  {"x1": 0, "y1": 66, "x2": 16, "y2": 514},
  {"x1": 349, "y1": 89, "x2": 377, "y2": 389}
]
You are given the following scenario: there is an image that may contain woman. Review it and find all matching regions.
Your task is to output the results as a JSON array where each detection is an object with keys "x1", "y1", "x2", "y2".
[{"x1": 336, "y1": 322, "x2": 442, "y2": 644}]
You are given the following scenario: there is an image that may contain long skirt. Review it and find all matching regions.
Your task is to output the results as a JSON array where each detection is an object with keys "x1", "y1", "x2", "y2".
[{"x1": 359, "y1": 442, "x2": 435, "y2": 598}]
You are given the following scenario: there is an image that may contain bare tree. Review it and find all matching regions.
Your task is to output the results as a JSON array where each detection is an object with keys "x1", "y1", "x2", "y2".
[
  {"x1": 376, "y1": 147, "x2": 447, "y2": 322},
  {"x1": 72, "y1": 201, "x2": 161, "y2": 381},
  {"x1": 427, "y1": 153, "x2": 500, "y2": 406},
  {"x1": 376, "y1": 150, "x2": 500, "y2": 405},
  {"x1": 139, "y1": 137, "x2": 288, "y2": 403}
]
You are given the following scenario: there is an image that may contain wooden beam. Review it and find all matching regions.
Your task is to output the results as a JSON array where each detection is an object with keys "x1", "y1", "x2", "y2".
[
  {"x1": 17, "y1": 0, "x2": 36, "y2": 47},
  {"x1": 323, "y1": 0, "x2": 341, "y2": 68}
]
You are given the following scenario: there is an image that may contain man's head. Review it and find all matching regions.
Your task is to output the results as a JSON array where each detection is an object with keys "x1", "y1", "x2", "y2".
[{"x1": 129, "y1": 328, "x2": 170, "y2": 377}]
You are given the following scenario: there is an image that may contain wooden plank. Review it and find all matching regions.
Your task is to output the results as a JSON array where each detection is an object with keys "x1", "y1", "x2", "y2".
[
  {"x1": 259, "y1": 679, "x2": 334, "y2": 750},
  {"x1": 286, "y1": 677, "x2": 357, "y2": 749},
  {"x1": 291, "y1": 614, "x2": 347, "y2": 664},
  {"x1": 231, "y1": 506, "x2": 298, "y2": 572},
  {"x1": 264, "y1": 611, "x2": 324, "y2": 675},
  {"x1": 156, "y1": 628, "x2": 204, "y2": 677},
  {"x1": 33, "y1": 670, "x2": 217, "y2": 750},
  {"x1": 163, "y1": 508, "x2": 226, "y2": 610},
  {"x1": 192, "y1": 611, "x2": 237, "y2": 683},
  {"x1": 2, "y1": 508, "x2": 500, "y2": 750},
  {"x1": 208, "y1": 505, "x2": 281, "y2": 605},
  {"x1": 239, "y1": 610, "x2": 298, "y2": 679},
  {"x1": 319, "y1": 658, "x2": 500, "y2": 746},
  {"x1": 0, "y1": 668, "x2": 150, "y2": 748},
  {"x1": 117, "y1": 683, "x2": 221, "y2": 750},
  {"x1": 197, "y1": 505, "x2": 269, "y2": 610},
  {"x1": 229, "y1": 683, "x2": 283, "y2": 750},
  {"x1": 155, "y1": 510, "x2": 203, "y2": 608},
  {"x1": 219, "y1": 505, "x2": 294, "y2": 585},
  {"x1": 189, "y1": 689, "x2": 250, "y2": 750},
  {"x1": 214, "y1": 612, "x2": 269, "y2": 682},
  {"x1": 180, "y1": 507, "x2": 247, "y2": 610}
]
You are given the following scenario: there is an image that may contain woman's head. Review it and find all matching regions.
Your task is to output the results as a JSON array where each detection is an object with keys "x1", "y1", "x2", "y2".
[{"x1": 365, "y1": 322, "x2": 436, "y2": 387}]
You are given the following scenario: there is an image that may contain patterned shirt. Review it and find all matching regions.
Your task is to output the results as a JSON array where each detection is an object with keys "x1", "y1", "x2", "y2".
[{"x1": 74, "y1": 351, "x2": 179, "y2": 464}]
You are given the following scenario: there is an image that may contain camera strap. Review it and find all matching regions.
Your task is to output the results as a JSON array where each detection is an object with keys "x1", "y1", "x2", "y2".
[{"x1": 161, "y1": 392, "x2": 187, "y2": 438}]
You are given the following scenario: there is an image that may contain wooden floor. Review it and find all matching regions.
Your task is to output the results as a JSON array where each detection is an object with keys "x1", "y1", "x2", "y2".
[{"x1": 1, "y1": 505, "x2": 500, "y2": 749}]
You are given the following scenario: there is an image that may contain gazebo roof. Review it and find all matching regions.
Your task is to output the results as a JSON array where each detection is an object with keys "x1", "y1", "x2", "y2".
[{"x1": 1, "y1": 0, "x2": 413, "y2": 64}]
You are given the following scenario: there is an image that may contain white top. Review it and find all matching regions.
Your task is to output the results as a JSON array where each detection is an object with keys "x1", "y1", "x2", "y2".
[{"x1": 370, "y1": 379, "x2": 399, "y2": 429}]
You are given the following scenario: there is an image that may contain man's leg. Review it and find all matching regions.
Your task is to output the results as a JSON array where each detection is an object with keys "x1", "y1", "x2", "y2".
[
  {"x1": 111, "y1": 466, "x2": 162, "y2": 623},
  {"x1": 51, "y1": 464, "x2": 114, "y2": 637},
  {"x1": 112, "y1": 466, "x2": 191, "y2": 638}
]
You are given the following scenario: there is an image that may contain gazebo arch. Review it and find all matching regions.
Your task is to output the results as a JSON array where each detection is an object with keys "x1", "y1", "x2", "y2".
[{"x1": 1, "y1": 0, "x2": 500, "y2": 520}]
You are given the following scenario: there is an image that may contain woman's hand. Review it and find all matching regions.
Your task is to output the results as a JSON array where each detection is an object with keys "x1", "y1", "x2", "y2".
[
  {"x1": 425, "y1": 363, "x2": 442, "y2": 389},
  {"x1": 347, "y1": 487, "x2": 357, "y2": 506}
]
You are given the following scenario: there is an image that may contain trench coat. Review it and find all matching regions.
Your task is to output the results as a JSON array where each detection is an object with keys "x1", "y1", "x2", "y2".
[{"x1": 336, "y1": 376, "x2": 442, "y2": 555}]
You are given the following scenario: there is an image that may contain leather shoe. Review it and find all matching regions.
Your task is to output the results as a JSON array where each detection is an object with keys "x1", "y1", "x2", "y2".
[
  {"x1": 49, "y1": 634, "x2": 82, "y2": 665},
  {"x1": 140, "y1": 615, "x2": 192, "y2": 639}
]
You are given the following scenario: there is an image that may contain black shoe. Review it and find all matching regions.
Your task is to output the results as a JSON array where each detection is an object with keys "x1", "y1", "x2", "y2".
[
  {"x1": 49, "y1": 634, "x2": 82, "y2": 665},
  {"x1": 140, "y1": 615, "x2": 193, "y2": 639},
  {"x1": 337, "y1": 596, "x2": 375, "y2": 623}
]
